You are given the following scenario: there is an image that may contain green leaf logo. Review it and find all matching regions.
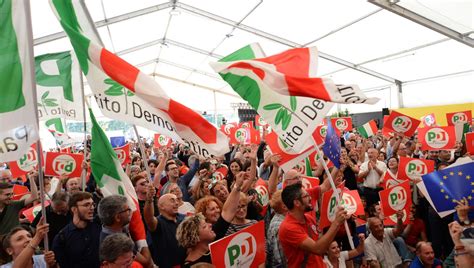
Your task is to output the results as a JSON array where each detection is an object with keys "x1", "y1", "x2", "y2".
[
  {"x1": 265, "y1": 97, "x2": 297, "y2": 131},
  {"x1": 41, "y1": 91, "x2": 58, "y2": 107},
  {"x1": 104, "y1": 78, "x2": 134, "y2": 96}
]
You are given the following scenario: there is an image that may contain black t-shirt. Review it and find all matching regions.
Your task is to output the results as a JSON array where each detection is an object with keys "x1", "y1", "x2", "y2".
[
  {"x1": 343, "y1": 159, "x2": 358, "y2": 190},
  {"x1": 32, "y1": 206, "x2": 72, "y2": 247},
  {"x1": 150, "y1": 214, "x2": 186, "y2": 268}
]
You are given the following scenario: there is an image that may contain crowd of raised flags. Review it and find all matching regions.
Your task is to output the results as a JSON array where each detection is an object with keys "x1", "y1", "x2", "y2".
[{"x1": 0, "y1": 0, "x2": 473, "y2": 268}]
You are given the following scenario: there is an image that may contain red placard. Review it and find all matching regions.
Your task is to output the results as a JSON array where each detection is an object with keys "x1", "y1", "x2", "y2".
[
  {"x1": 114, "y1": 143, "x2": 131, "y2": 166},
  {"x1": 300, "y1": 175, "x2": 320, "y2": 190},
  {"x1": 239, "y1": 121, "x2": 253, "y2": 129},
  {"x1": 398, "y1": 157, "x2": 435, "y2": 182},
  {"x1": 255, "y1": 179, "x2": 269, "y2": 216},
  {"x1": 229, "y1": 127, "x2": 260, "y2": 145},
  {"x1": 380, "y1": 171, "x2": 407, "y2": 189},
  {"x1": 379, "y1": 181, "x2": 411, "y2": 222},
  {"x1": 382, "y1": 115, "x2": 393, "y2": 138},
  {"x1": 220, "y1": 123, "x2": 238, "y2": 137},
  {"x1": 383, "y1": 111, "x2": 420, "y2": 137},
  {"x1": 153, "y1": 134, "x2": 172, "y2": 148},
  {"x1": 320, "y1": 183, "x2": 363, "y2": 229},
  {"x1": 383, "y1": 207, "x2": 410, "y2": 226},
  {"x1": 418, "y1": 126, "x2": 456, "y2": 151},
  {"x1": 12, "y1": 185, "x2": 30, "y2": 201},
  {"x1": 8, "y1": 143, "x2": 43, "y2": 178},
  {"x1": 312, "y1": 125, "x2": 327, "y2": 145},
  {"x1": 446, "y1": 110, "x2": 472, "y2": 126},
  {"x1": 331, "y1": 117, "x2": 353, "y2": 132},
  {"x1": 255, "y1": 115, "x2": 268, "y2": 127},
  {"x1": 210, "y1": 221, "x2": 265, "y2": 268},
  {"x1": 44, "y1": 152, "x2": 84, "y2": 178},
  {"x1": 22, "y1": 201, "x2": 51, "y2": 223},
  {"x1": 466, "y1": 132, "x2": 474, "y2": 155},
  {"x1": 213, "y1": 166, "x2": 228, "y2": 180},
  {"x1": 420, "y1": 113, "x2": 437, "y2": 127}
]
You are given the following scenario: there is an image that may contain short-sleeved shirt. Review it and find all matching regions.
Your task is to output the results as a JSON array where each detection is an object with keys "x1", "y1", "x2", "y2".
[
  {"x1": 408, "y1": 256, "x2": 442, "y2": 268},
  {"x1": 279, "y1": 213, "x2": 325, "y2": 268},
  {"x1": 52, "y1": 221, "x2": 102, "y2": 268},
  {"x1": 0, "y1": 200, "x2": 26, "y2": 235},
  {"x1": 323, "y1": 251, "x2": 349, "y2": 268},
  {"x1": 404, "y1": 219, "x2": 426, "y2": 247},
  {"x1": 364, "y1": 228, "x2": 402, "y2": 267},
  {"x1": 150, "y1": 213, "x2": 186, "y2": 268},
  {"x1": 360, "y1": 160, "x2": 387, "y2": 189},
  {"x1": 0, "y1": 254, "x2": 47, "y2": 268}
]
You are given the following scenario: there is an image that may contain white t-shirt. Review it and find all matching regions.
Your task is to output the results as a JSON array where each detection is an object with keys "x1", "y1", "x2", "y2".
[
  {"x1": 323, "y1": 251, "x2": 349, "y2": 268},
  {"x1": 0, "y1": 255, "x2": 47, "y2": 268},
  {"x1": 360, "y1": 160, "x2": 387, "y2": 189},
  {"x1": 364, "y1": 229, "x2": 402, "y2": 267}
]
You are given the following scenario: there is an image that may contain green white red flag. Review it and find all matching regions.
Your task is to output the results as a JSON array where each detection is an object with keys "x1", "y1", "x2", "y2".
[
  {"x1": 357, "y1": 120, "x2": 378, "y2": 138},
  {"x1": 88, "y1": 108, "x2": 147, "y2": 248},
  {"x1": 417, "y1": 126, "x2": 456, "y2": 151},
  {"x1": 50, "y1": 0, "x2": 228, "y2": 157},
  {"x1": 212, "y1": 46, "x2": 378, "y2": 105},
  {"x1": 211, "y1": 44, "x2": 333, "y2": 153},
  {"x1": 0, "y1": 0, "x2": 39, "y2": 162}
]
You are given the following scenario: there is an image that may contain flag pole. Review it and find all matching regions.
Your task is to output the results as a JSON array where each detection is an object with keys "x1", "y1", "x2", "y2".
[
  {"x1": 24, "y1": 0, "x2": 48, "y2": 250},
  {"x1": 133, "y1": 125, "x2": 152, "y2": 180},
  {"x1": 79, "y1": 72, "x2": 88, "y2": 192},
  {"x1": 313, "y1": 143, "x2": 355, "y2": 249}
]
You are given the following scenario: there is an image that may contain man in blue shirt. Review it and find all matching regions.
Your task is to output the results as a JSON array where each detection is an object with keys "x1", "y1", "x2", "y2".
[
  {"x1": 53, "y1": 192, "x2": 101, "y2": 268},
  {"x1": 409, "y1": 242, "x2": 442, "y2": 268}
]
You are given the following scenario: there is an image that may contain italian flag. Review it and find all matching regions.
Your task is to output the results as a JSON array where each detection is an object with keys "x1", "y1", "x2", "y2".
[
  {"x1": 50, "y1": 0, "x2": 229, "y2": 157},
  {"x1": 357, "y1": 120, "x2": 378, "y2": 138},
  {"x1": 0, "y1": 0, "x2": 39, "y2": 162},
  {"x1": 212, "y1": 44, "x2": 378, "y2": 105},
  {"x1": 212, "y1": 44, "x2": 334, "y2": 153},
  {"x1": 89, "y1": 108, "x2": 147, "y2": 249}
]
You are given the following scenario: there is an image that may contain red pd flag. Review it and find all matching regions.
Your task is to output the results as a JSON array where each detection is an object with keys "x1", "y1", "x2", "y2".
[
  {"x1": 380, "y1": 171, "x2": 407, "y2": 189},
  {"x1": 220, "y1": 123, "x2": 238, "y2": 137},
  {"x1": 379, "y1": 181, "x2": 411, "y2": 223},
  {"x1": 384, "y1": 207, "x2": 410, "y2": 226},
  {"x1": 300, "y1": 175, "x2": 320, "y2": 190},
  {"x1": 12, "y1": 185, "x2": 30, "y2": 200},
  {"x1": 255, "y1": 179, "x2": 269, "y2": 216},
  {"x1": 114, "y1": 143, "x2": 131, "y2": 166},
  {"x1": 383, "y1": 111, "x2": 420, "y2": 137},
  {"x1": 45, "y1": 152, "x2": 84, "y2": 178},
  {"x1": 153, "y1": 134, "x2": 172, "y2": 148},
  {"x1": 22, "y1": 201, "x2": 51, "y2": 223},
  {"x1": 466, "y1": 132, "x2": 474, "y2": 155},
  {"x1": 398, "y1": 157, "x2": 435, "y2": 182},
  {"x1": 320, "y1": 183, "x2": 346, "y2": 229},
  {"x1": 255, "y1": 115, "x2": 268, "y2": 127},
  {"x1": 331, "y1": 117, "x2": 353, "y2": 132},
  {"x1": 213, "y1": 166, "x2": 228, "y2": 181},
  {"x1": 418, "y1": 126, "x2": 456, "y2": 151},
  {"x1": 312, "y1": 124, "x2": 328, "y2": 145},
  {"x1": 8, "y1": 143, "x2": 44, "y2": 178},
  {"x1": 446, "y1": 110, "x2": 472, "y2": 126},
  {"x1": 210, "y1": 221, "x2": 265, "y2": 268}
]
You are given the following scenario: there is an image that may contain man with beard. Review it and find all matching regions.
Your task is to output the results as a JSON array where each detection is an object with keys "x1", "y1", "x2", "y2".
[
  {"x1": 98, "y1": 195, "x2": 153, "y2": 268},
  {"x1": 53, "y1": 192, "x2": 101, "y2": 268},
  {"x1": 279, "y1": 183, "x2": 348, "y2": 268}
]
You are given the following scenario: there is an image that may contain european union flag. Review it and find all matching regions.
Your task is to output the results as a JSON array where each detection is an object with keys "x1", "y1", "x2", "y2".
[
  {"x1": 422, "y1": 162, "x2": 474, "y2": 212},
  {"x1": 323, "y1": 121, "x2": 341, "y2": 168}
]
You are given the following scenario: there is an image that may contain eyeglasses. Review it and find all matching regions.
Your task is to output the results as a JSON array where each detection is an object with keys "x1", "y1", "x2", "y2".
[
  {"x1": 78, "y1": 202, "x2": 95, "y2": 209},
  {"x1": 237, "y1": 204, "x2": 247, "y2": 210}
]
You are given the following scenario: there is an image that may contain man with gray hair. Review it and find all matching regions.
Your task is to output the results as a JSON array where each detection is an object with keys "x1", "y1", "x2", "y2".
[
  {"x1": 99, "y1": 233, "x2": 135, "y2": 268},
  {"x1": 0, "y1": 169, "x2": 12, "y2": 183},
  {"x1": 98, "y1": 195, "x2": 153, "y2": 268}
]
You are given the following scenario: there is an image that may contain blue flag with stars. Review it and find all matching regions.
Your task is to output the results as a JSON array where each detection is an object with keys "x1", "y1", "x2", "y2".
[
  {"x1": 323, "y1": 121, "x2": 341, "y2": 168},
  {"x1": 422, "y1": 162, "x2": 474, "y2": 212}
]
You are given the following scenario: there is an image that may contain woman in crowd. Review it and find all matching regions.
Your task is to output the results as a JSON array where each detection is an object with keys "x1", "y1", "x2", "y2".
[
  {"x1": 191, "y1": 178, "x2": 211, "y2": 203},
  {"x1": 225, "y1": 159, "x2": 242, "y2": 189},
  {"x1": 323, "y1": 234, "x2": 365, "y2": 268},
  {"x1": 1, "y1": 222, "x2": 57, "y2": 268},
  {"x1": 225, "y1": 192, "x2": 258, "y2": 236}
]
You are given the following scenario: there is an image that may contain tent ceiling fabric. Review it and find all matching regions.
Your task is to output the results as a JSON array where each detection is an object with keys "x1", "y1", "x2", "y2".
[{"x1": 31, "y1": 0, "x2": 473, "y2": 118}]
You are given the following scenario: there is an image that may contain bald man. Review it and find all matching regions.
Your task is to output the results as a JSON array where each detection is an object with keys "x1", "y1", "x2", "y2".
[
  {"x1": 409, "y1": 242, "x2": 442, "y2": 268},
  {"x1": 144, "y1": 189, "x2": 186, "y2": 267}
]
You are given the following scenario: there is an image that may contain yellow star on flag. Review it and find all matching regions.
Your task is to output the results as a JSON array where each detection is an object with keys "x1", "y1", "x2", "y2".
[
  {"x1": 440, "y1": 189, "x2": 445, "y2": 193},
  {"x1": 449, "y1": 172, "x2": 454, "y2": 176},
  {"x1": 439, "y1": 182, "x2": 444, "y2": 186},
  {"x1": 466, "y1": 175, "x2": 471, "y2": 180},
  {"x1": 458, "y1": 171, "x2": 463, "y2": 176},
  {"x1": 468, "y1": 196, "x2": 473, "y2": 200},
  {"x1": 445, "y1": 195, "x2": 449, "y2": 199},
  {"x1": 443, "y1": 175, "x2": 448, "y2": 180}
]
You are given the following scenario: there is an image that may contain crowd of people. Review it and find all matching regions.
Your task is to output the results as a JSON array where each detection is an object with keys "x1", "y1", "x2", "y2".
[{"x1": 0, "y1": 125, "x2": 472, "y2": 268}]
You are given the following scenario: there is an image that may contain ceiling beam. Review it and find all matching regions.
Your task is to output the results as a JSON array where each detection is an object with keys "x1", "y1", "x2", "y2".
[
  {"x1": 176, "y1": 2, "x2": 398, "y2": 83},
  {"x1": 368, "y1": 0, "x2": 474, "y2": 48}
]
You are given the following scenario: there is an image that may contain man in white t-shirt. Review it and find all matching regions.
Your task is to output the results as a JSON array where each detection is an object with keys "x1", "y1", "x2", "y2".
[
  {"x1": 365, "y1": 212, "x2": 406, "y2": 268},
  {"x1": 358, "y1": 148, "x2": 386, "y2": 207}
]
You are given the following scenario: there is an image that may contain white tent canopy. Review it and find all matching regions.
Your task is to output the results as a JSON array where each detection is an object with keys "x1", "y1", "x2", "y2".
[{"x1": 31, "y1": 0, "x2": 473, "y2": 121}]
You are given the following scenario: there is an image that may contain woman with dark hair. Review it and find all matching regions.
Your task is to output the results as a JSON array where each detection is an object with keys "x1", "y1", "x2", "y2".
[
  {"x1": 1, "y1": 222, "x2": 57, "y2": 268},
  {"x1": 131, "y1": 156, "x2": 143, "y2": 169},
  {"x1": 225, "y1": 158, "x2": 242, "y2": 189}
]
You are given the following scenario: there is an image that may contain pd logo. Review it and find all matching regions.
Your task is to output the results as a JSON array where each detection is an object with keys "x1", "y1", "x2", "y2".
[
  {"x1": 17, "y1": 147, "x2": 38, "y2": 172},
  {"x1": 388, "y1": 186, "x2": 408, "y2": 211},
  {"x1": 240, "y1": 122, "x2": 251, "y2": 129},
  {"x1": 451, "y1": 112, "x2": 468, "y2": 124},
  {"x1": 425, "y1": 128, "x2": 449, "y2": 149},
  {"x1": 115, "y1": 149, "x2": 126, "y2": 164},
  {"x1": 392, "y1": 116, "x2": 412, "y2": 133},
  {"x1": 255, "y1": 185, "x2": 269, "y2": 206},
  {"x1": 158, "y1": 135, "x2": 170, "y2": 146},
  {"x1": 301, "y1": 177, "x2": 313, "y2": 190},
  {"x1": 235, "y1": 128, "x2": 248, "y2": 142},
  {"x1": 257, "y1": 116, "x2": 267, "y2": 126},
  {"x1": 406, "y1": 159, "x2": 428, "y2": 180},
  {"x1": 320, "y1": 126, "x2": 327, "y2": 138},
  {"x1": 225, "y1": 232, "x2": 257, "y2": 267},
  {"x1": 224, "y1": 124, "x2": 234, "y2": 135},
  {"x1": 52, "y1": 154, "x2": 76, "y2": 175},
  {"x1": 341, "y1": 192, "x2": 358, "y2": 215},
  {"x1": 335, "y1": 119, "x2": 348, "y2": 131},
  {"x1": 327, "y1": 189, "x2": 343, "y2": 221}
]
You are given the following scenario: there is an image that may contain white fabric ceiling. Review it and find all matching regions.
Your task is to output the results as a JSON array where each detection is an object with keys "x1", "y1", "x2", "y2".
[{"x1": 31, "y1": 0, "x2": 474, "y2": 119}]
